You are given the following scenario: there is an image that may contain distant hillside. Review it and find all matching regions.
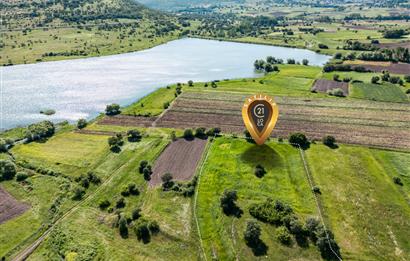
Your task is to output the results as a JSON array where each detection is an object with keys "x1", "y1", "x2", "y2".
[
  {"x1": 136, "y1": 0, "x2": 245, "y2": 11},
  {"x1": 0, "y1": 0, "x2": 193, "y2": 65}
]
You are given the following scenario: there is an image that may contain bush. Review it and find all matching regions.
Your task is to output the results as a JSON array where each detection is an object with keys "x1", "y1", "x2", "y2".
[
  {"x1": 389, "y1": 76, "x2": 401, "y2": 84},
  {"x1": 276, "y1": 226, "x2": 291, "y2": 245},
  {"x1": 132, "y1": 208, "x2": 142, "y2": 220},
  {"x1": 121, "y1": 186, "x2": 130, "y2": 197},
  {"x1": 183, "y1": 129, "x2": 194, "y2": 139},
  {"x1": 128, "y1": 183, "x2": 140, "y2": 195},
  {"x1": 333, "y1": 74, "x2": 340, "y2": 81},
  {"x1": 99, "y1": 199, "x2": 110, "y2": 210},
  {"x1": 0, "y1": 138, "x2": 12, "y2": 152},
  {"x1": 127, "y1": 129, "x2": 142, "y2": 142},
  {"x1": 302, "y1": 59, "x2": 309, "y2": 65},
  {"x1": 393, "y1": 177, "x2": 403, "y2": 186},
  {"x1": 334, "y1": 53, "x2": 342, "y2": 59},
  {"x1": 312, "y1": 186, "x2": 321, "y2": 194},
  {"x1": 254, "y1": 164, "x2": 266, "y2": 178},
  {"x1": 371, "y1": 76, "x2": 380, "y2": 84},
  {"x1": 342, "y1": 77, "x2": 351, "y2": 82},
  {"x1": 315, "y1": 227, "x2": 341, "y2": 259},
  {"x1": 0, "y1": 160, "x2": 17, "y2": 181},
  {"x1": 134, "y1": 219, "x2": 151, "y2": 243},
  {"x1": 163, "y1": 101, "x2": 170, "y2": 109},
  {"x1": 289, "y1": 133, "x2": 310, "y2": 150},
  {"x1": 304, "y1": 217, "x2": 320, "y2": 237},
  {"x1": 72, "y1": 186, "x2": 85, "y2": 200},
  {"x1": 139, "y1": 160, "x2": 148, "y2": 173},
  {"x1": 148, "y1": 220, "x2": 160, "y2": 234},
  {"x1": 406, "y1": 89, "x2": 410, "y2": 94},
  {"x1": 287, "y1": 58, "x2": 295, "y2": 64},
  {"x1": 318, "y1": 43, "x2": 329, "y2": 49},
  {"x1": 206, "y1": 127, "x2": 221, "y2": 137},
  {"x1": 105, "y1": 103, "x2": 121, "y2": 115},
  {"x1": 244, "y1": 220, "x2": 261, "y2": 246},
  {"x1": 77, "y1": 118, "x2": 87, "y2": 129},
  {"x1": 108, "y1": 134, "x2": 123, "y2": 152},
  {"x1": 404, "y1": 75, "x2": 410, "y2": 83},
  {"x1": 327, "y1": 88, "x2": 345, "y2": 97},
  {"x1": 188, "y1": 80, "x2": 194, "y2": 86},
  {"x1": 119, "y1": 216, "x2": 128, "y2": 238},
  {"x1": 161, "y1": 173, "x2": 174, "y2": 191},
  {"x1": 16, "y1": 172, "x2": 28, "y2": 182},
  {"x1": 249, "y1": 198, "x2": 293, "y2": 225},
  {"x1": 220, "y1": 189, "x2": 242, "y2": 217},
  {"x1": 116, "y1": 197, "x2": 126, "y2": 208},
  {"x1": 195, "y1": 127, "x2": 207, "y2": 138},
  {"x1": 142, "y1": 165, "x2": 152, "y2": 181},
  {"x1": 323, "y1": 135, "x2": 336, "y2": 148}
]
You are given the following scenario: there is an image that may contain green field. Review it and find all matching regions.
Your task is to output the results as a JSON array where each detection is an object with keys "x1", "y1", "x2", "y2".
[{"x1": 350, "y1": 82, "x2": 409, "y2": 103}]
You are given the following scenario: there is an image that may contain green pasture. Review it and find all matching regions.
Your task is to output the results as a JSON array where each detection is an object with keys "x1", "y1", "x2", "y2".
[
  {"x1": 196, "y1": 137, "x2": 320, "y2": 260},
  {"x1": 350, "y1": 82, "x2": 409, "y2": 103},
  {"x1": 307, "y1": 145, "x2": 410, "y2": 261}
]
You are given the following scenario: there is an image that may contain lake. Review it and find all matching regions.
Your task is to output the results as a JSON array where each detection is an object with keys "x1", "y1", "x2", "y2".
[{"x1": 1, "y1": 38, "x2": 330, "y2": 130}]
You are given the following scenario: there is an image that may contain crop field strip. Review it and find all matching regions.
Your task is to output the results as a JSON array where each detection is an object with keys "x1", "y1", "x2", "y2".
[{"x1": 153, "y1": 91, "x2": 410, "y2": 149}]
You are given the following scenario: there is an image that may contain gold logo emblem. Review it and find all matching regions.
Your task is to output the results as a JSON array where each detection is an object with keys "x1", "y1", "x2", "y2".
[{"x1": 242, "y1": 94, "x2": 279, "y2": 145}]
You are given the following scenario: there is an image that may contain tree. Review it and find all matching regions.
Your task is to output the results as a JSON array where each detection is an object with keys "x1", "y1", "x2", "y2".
[
  {"x1": 0, "y1": 160, "x2": 16, "y2": 181},
  {"x1": 127, "y1": 129, "x2": 141, "y2": 142},
  {"x1": 116, "y1": 197, "x2": 126, "y2": 208},
  {"x1": 323, "y1": 135, "x2": 337, "y2": 148},
  {"x1": 289, "y1": 133, "x2": 310, "y2": 150},
  {"x1": 244, "y1": 220, "x2": 261, "y2": 246},
  {"x1": 108, "y1": 134, "x2": 123, "y2": 152},
  {"x1": 77, "y1": 118, "x2": 87, "y2": 129},
  {"x1": 148, "y1": 220, "x2": 160, "y2": 234},
  {"x1": 99, "y1": 199, "x2": 110, "y2": 210},
  {"x1": 393, "y1": 177, "x2": 403, "y2": 186},
  {"x1": 105, "y1": 103, "x2": 121, "y2": 115},
  {"x1": 25, "y1": 121, "x2": 55, "y2": 142},
  {"x1": 383, "y1": 29, "x2": 406, "y2": 39},
  {"x1": 371, "y1": 76, "x2": 380, "y2": 84},
  {"x1": 315, "y1": 227, "x2": 341, "y2": 260},
  {"x1": 220, "y1": 189, "x2": 242, "y2": 217},
  {"x1": 0, "y1": 138, "x2": 13, "y2": 152},
  {"x1": 128, "y1": 183, "x2": 140, "y2": 195},
  {"x1": 404, "y1": 75, "x2": 410, "y2": 83},
  {"x1": 333, "y1": 74, "x2": 340, "y2": 81},
  {"x1": 305, "y1": 217, "x2": 320, "y2": 238},
  {"x1": 161, "y1": 173, "x2": 174, "y2": 190},
  {"x1": 287, "y1": 58, "x2": 296, "y2": 64},
  {"x1": 72, "y1": 186, "x2": 85, "y2": 200},
  {"x1": 183, "y1": 129, "x2": 194, "y2": 140},
  {"x1": 119, "y1": 216, "x2": 128, "y2": 238},
  {"x1": 302, "y1": 59, "x2": 309, "y2": 66},
  {"x1": 188, "y1": 80, "x2": 194, "y2": 86},
  {"x1": 254, "y1": 164, "x2": 266, "y2": 178}
]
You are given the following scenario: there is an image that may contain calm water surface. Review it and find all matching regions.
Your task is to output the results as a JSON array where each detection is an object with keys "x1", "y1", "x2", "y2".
[{"x1": 2, "y1": 38, "x2": 330, "y2": 130}]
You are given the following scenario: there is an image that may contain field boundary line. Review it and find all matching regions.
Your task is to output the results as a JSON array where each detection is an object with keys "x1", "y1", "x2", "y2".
[{"x1": 193, "y1": 137, "x2": 215, "y2": 261}]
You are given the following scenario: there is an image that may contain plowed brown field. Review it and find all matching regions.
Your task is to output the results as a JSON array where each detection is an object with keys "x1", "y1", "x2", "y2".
[
  {"x1": 150, "y1": 138, "x2": 207, "y2": 186},
  {"x1": 0, "y1": 186, "x2": 29, "y2": 224}
]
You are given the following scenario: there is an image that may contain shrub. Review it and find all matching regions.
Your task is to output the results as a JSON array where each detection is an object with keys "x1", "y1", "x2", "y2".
[
  {"x1": 134, "y1": 219, "x2": 151, "y2": 243},
  {"x1": 188, "y1": 80, "x2": 194, "y2": 86},
  {"x1": 318, "y1": 43, "x2": 329, "y2": 49},
  {"x1": 276, "y1": 226, "x2": 291, "y2": 245},
  {"x1": 327, "y1": 88, "x2": 345, "y2": 97},
  {"x1": 249, "y1": 198, "x2": 293, "y2": 225},
  {"x1": 287, "y1": 58, "x2": 295, "y2": 64},
  {"x1": 116, "y1": 197, "x2": 125, "y2": 208},
  {"x1": 139, "y1": 160, "x2": 148, "y2": 173},
  {"x1": 183, "y1": 129, "x2": 194, "y2": 139},
  {"x1": 148, "y1": 220, "x2": 160, "y2": 234},
  {"x1": 72, "y1": 186, "x2": 85, "y2": 200},
  {"x1": 16, "y1": 172, "x2": 28, "y2": 182},
  {"x1": 0, "y1": 160, "x2": 17, "y2": 181},
  {"x1": 315, "y1": 227, "x2": 341, "y2": 259},
  {"x1": 312, "y1": 186, "x2": 321, "y2": 194},
  {"x1": 161, "y1": 173, "x2": 174, "y2": 191},
  {"x1": 323, "y1": 135, "x2": 336, "y2": 148},
  {"x1": 334, "y1": 53, "x2": 342, "y2": 59},
  {"x1": 99, "y1": 199, "x2": 110, "y2": 210},
  {"x1": 119, "y1": 216, "x2": 128, "y2": 238},
  {"x1": 195, "y1": 127, "x2": 207, "y2": 138},
  {"x1": 404, "y1": 75, "x2": 410, "y2": 83},
  {"x1": 121, "y1": 186, "x2": 130, "y2": 197},
  {"x1": 77, "y1": 118, "x2": 87, "y2": 129},
  {"x1": 108, "y1": 134, "x2": 123, "y2": 151},
  {"x1": 206, "y1": 127, "x2": 221, "y2": 137},
  {"x1": 105, "y1": 103, "x2": 121, "y2": 115},
  {"x1": 304, "y1": 217, "x2": 320, "y2": 238},
  {"x1": 244, "y1": 220, "x2": 261, "y2": 246},
  {"x1": 163, "y1": 101, "x2": 170, "y2": 109},
  {"x1": 132, "y1": 208, "x2": 142, "y2": 220},
  {"x1": 406, "y1": 89, "x2": 410, "y2": 94},
  {"x1": 389, "y1": 76, "x2": 401, "y2": 84},
  {"x1": 393, "y1": 177, "x2": 403, "y2": 186},
  {"x1": 142, "y1": 165, "x2": 153, "y2": 181},
  {"x1": 342, "y1": 77, "x2": 351, "y2": 82},
  {"x1": 254, "y1": 164, "x2": 266, "y2": 178},
  {"x1": 371, "y1": 76, "x2": 380, "y2": 84},
  {"x1": 128, "y1": 183, "x2": 140, "y2": 195},
  {"x1": 289, "y1": 219, "x2": 304, "y2": 236},
  {"x1": 333, "y1": 74, "x2": 340, "y2": 81},
  {"x1": 302, "y1": 59, "x2": 309, "y2": 65},
  {"x1": 289, "y1": 133, "x2": 310, "y2": 149},
  {"x1": 220, "y1": 189, "x2": 242, "y2": 217},
  {"x1": 127, "y1": 129, "x2": 142, "y2": 142}
]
